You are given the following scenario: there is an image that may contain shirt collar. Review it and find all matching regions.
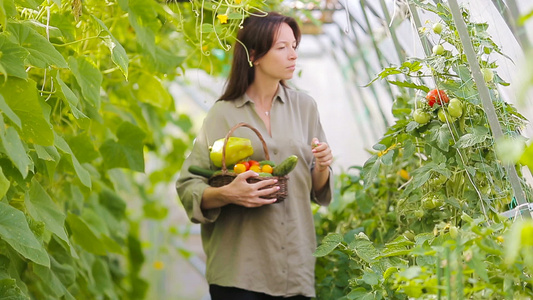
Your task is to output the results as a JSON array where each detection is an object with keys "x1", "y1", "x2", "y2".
[{"x1": 234, "y1": 84, "x2": 287, "y2": 108}]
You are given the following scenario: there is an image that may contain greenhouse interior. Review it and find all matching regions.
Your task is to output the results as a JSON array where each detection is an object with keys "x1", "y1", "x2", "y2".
[{"x1": 1, "y1": 0, "x2": 533, "y2": 299}]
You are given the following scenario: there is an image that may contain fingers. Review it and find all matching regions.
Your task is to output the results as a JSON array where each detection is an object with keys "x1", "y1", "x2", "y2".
[
  {"x1": 238, "y1": 184, "x2": 279, "y2": 207},
  {"x1": 311, "y1": 138, "x2": 332, "y2": 171},
  {"x1": 237, "y1": 170, "x2": 261, "y2": 180},
  {"x1": 311, "y1": 138, "x2": 320, "y2": 149},
  {"x1": 230, "y1": 173, "x2": 280, "y2": 207}
]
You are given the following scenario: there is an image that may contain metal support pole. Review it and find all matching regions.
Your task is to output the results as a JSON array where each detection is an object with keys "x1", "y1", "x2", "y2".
[{"x1": 448, "y1": 0, "x2": 530, "y2": 219}]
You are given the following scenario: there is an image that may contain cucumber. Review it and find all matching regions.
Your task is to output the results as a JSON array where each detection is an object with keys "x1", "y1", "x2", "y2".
[
  {"x1": 188, "y1": 165, "x2": 215, "y2": 178},
  {"x1": 259, "y1": 160, "x2": 276, "y2": 167},
  {"x1": 272, "y1": 155, "x2": 298, "y2": 176},
  {"x1": 258, "y1": 172, "x2": 273, "y2": 177}
]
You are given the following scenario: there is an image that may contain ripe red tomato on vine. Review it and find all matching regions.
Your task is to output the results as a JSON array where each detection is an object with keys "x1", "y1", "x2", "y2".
[{"x1": 426, "y1": 89, "x2": 449, "y2": 107}]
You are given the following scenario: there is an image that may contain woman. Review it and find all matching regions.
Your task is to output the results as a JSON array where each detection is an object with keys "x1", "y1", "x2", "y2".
[{"x1": 176, "y1": 12, "x2": 333, "y2": 300}]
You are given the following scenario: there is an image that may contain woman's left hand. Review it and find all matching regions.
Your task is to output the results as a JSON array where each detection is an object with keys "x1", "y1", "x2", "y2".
[{"x1": 311, "y1": 138, "x2": 332, "y2": 172}]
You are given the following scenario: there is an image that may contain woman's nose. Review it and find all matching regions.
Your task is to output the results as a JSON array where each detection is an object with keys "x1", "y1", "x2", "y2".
[{"x1": 289, "y1": 48, "x2": 298, "y2": 60}]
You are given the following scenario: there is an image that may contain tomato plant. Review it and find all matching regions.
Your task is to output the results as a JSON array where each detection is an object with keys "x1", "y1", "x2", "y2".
[{"x1": 314, "y1": 2, "x2": 533, "y2": 299}]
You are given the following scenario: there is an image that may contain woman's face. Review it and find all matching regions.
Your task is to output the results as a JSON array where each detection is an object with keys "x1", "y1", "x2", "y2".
[{"x1": 254, "y1": 23, "x2": 298, "y2": 81}]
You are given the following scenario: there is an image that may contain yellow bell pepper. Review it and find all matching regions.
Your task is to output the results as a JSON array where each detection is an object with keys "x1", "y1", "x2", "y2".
[{"x1": 209, "y1": 137, "x2": 254, "y2": 168}]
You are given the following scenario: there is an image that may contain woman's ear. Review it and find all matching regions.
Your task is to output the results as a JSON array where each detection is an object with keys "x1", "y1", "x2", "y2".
[{"x1": 250, "y1": 49, "x2": 257, "y2": 66}]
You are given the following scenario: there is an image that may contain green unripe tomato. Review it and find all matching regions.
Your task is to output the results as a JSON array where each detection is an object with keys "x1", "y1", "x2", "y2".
[
  {"x1": 481, "y1": 68, "x2": 494, "y2": 82},
  {"x1": 449, "y1": 97, "x2": 462, "y2": 107},
  {"x1": 461, "y1": 212, "x2": 474, "y2": 223},
  {"x1": 447, "y1": 99, "x2": 463, "y2": 118},
  {"x1": 432, "y1": 44, "x2": 444, "y2": 55},
  {"x1": 413, "y1": 109, "x2": 431, "y2": 124},
  {"x1": 403, "y1": 230, "x2": 415, "y2": 242},
  {"x1": 449, "y1": 225, "x2": 458, "y2": 239},
  {"x1": 422, "y1": 197, "x2": 436, "y2": 209},
  {"x1": 432, "y1": 23, "x2": 443, "y2": 34},
  {"x1": 432, "y1": 197, "x2": 444, "y2": 208},
  {"x1": 432, "y1": 174, "x2": 447, "y2": 185},
  {"x1": 414, "y1": 209, "x2": 425, "y2": 219}
]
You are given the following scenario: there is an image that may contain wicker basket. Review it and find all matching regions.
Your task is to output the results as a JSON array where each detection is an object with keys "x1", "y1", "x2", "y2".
[{"x1": 208, "y1": 122, "x2": 288, "y2": 203}]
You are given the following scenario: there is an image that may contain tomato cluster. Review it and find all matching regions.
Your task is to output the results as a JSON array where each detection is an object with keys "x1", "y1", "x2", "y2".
[
  {"x1": 412, "y1": 89, "x2": 465, "y2": 125},
  {"x1": 233, "y1": 160, "x2": 273, "y2": 174}
]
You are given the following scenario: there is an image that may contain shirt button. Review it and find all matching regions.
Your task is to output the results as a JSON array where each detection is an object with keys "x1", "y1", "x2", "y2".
[
  {"x1": 273, "y1": 150, "x2": 278, "y2": 155},
  {"x1": 281, "y1": 222, "x2": 284, "y2": 225},
  {"x1": 281, "y1": 246, "x2": 285, "y2": 250}
]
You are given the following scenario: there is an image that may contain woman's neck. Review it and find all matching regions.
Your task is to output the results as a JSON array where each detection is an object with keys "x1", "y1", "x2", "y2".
[{"x1": 246, "y1": 81, "x2": 279, "y2": 105}]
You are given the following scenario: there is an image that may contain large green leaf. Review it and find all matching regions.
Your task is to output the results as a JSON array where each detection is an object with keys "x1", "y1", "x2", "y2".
[
  {"x1": 67, "y1": 134, "x2": 99, "y2": 164},
  {"x1": 7, "y1": 22, "x2": 68, "y2": 68},
  {"x1": 0, "y1": 0, "x2": 16, "y2": 31},
  {"x1": 100, "y1": 122, "x2": 146, "y2": 172},
  {"x1": 33, "y1": 263, "x2": 75, "y2": 300},
  {"x1": 0, "y1": 78, "x2": 54, "y2": 146},
  {"x1": 34, "y1": 144, "x2": 60, "y2": 162},
  {"x1": 0, "y1": 167, "x2": 9, "y2": 198},
  {"x1": 93, "y1": 257, "x2": 119, "y2": 299},
  {"x1": 68, "y1": 56, "x2": 103, "y2": 109},
  {"x1": 54, "y1": 134, "x2": 91, "y2": 188},
  {"x1": 92, "y1": 16, "x2": 129, "y2": 79},
  {"x1": 348, "y1": 233, "x2": 380, "y2": 264},
  {"x1": 15, "y1": 0, "x2": 40, "y2": 10},
  {"x1": 0, "y1": 278, "x2": 29, "y2": 300},
  {"x1": 1, "y1": 126, "x2": 33, "y2": 178},
  {"x1": 135, "y1": 74, "x2": 172, "y2": 109},
  {"x1": 53, "y1": 72, "x2": 87, "y2": 120},
  {"x1": 0, "y1": 202, "x2": 50, "y2": 267},
  {"x1": 25, "y1": 179, "x2": 71, "y2": 248},
  {"x1": 47, "y1": 252, "x2": 76, "y2": 287},
  {"x1": 454, "y1": 126, "x2": 489, "y2": 149},
  {"x1": 126, "y1": 0, "x2": 159, "y2": 57},
  {"x1": 146, "y1": 46, "x2": 185, "y2": 74},
  {"x1": 0, "y1": 34, "x2": 28, "y2": 79},
  {"x1": 404, "y1": 162, "x2": 436, "y2": 195},
  {"x1": 66, "y1": 212, "x2": 107, "y2": 256},
  {"x1": 0, "y1": 93, "x2": 21, "y2": 128},
  {"x1": 314, "y1": 233, "x2": 343, "y2": 257}
]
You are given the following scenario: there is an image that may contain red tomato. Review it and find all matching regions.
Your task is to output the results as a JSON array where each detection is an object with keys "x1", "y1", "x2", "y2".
[
  {"x1": 239, "y1": 161, "x2": 250, "y2": 170},
  {"x1": 249, "y1": 160, "x2": 260, "y2": 168},
  {"x1": 426, "y1": 89, "x2": 449, "y2": 107}
]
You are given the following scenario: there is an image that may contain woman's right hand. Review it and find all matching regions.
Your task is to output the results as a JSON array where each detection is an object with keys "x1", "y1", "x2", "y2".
[{"x1": 221, "y1": 171, "x2": 279, "y2": 207}]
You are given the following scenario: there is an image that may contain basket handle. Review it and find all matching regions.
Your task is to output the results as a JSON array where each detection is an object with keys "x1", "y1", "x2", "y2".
[{"x1": 221, "y1": 122, "x2": 270, "y2": 171}]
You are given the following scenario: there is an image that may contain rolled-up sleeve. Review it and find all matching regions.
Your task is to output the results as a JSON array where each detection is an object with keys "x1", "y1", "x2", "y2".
[
  {"x1": 310, "y1": 100, "x2": 333, "y2": 207},
  {"x1": 311, "y1": 166, "x2": 333, "y2": 206},
  {"x1": 176, "y1": 122, "x2": 221, "y2": 224}
]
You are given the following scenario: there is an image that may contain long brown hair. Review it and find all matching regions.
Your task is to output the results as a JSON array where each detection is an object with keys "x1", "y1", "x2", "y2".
[{"x1": 218, "y1": 12, "x2": 301, "y2": 101}]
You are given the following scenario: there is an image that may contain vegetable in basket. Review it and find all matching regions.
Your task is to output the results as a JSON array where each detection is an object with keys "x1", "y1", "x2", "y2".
[{"x1": 209, "y1": 136, "x2": 254, "y2": 168}]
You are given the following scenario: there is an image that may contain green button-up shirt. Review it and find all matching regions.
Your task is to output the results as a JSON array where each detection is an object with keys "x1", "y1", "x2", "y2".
[{"x1": 176, "y1": 85, "x2": 333, "y2": 297}]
